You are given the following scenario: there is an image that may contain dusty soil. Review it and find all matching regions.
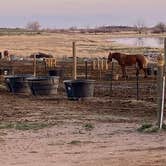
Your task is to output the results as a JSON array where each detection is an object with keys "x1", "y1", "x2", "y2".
[
  {"x1": 0, "y1": 32, "x2": 164, "y2": 166},
  {"x1": 0, "y1": 88, "x2": 166, "y2": 166}
]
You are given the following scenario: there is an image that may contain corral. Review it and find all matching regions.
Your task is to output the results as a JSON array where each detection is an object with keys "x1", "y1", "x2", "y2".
[{"x1": 0, "y1": 33, "x2": 166, "y2": 166}]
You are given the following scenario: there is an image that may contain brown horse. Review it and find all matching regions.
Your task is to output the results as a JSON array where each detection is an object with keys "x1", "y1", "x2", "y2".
[{"x1": 107, "y1": 52, "x2": 148, "y2": 78}]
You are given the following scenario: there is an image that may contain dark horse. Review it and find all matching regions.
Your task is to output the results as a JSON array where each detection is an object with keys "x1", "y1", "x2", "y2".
[{"x1": 107, "y1": 52, "x2": 148, "y2": 78}]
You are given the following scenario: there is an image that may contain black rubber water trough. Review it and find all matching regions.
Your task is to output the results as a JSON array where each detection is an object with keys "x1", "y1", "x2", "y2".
[
  {"x1": 63, "y1": 79, "x2": 95, "y2": 100},
  {"x1": 4, "y1": 74, "x2": 31, "y2": 94},
  {"x1": 26, "y1": 76, "x2": 59, "y2": 96}
]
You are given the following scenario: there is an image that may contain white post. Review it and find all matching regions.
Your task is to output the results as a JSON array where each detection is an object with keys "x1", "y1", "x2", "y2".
[
  {"x1": 157, "y1": 53, "x2": 165, "y2": 129},
  {"x1": 159, "y1": 76, "x2": 165, "y2": 130}
]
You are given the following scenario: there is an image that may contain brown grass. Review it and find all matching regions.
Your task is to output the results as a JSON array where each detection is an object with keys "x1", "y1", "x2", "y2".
[{"x1": 0, "y1": 32, "x2": 164, "y2": 59}]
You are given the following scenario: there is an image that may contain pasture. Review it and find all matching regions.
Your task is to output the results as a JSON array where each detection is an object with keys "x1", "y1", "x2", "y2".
[{"x1": 0, "y1": 32, "x2": 166, "y2": 166}]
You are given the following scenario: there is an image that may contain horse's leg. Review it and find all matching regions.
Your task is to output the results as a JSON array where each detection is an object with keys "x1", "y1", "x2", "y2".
[
  {"x1": 125, "y1": 67, "x2": 128, "y2": 79},
  {"x1": 143, "y1": 68, "x2": 147, "y2": 78},
  {"x1": 124, "y1": 66, "x2": 128, "y2": 79},
  {"x1": 137, "y1": 62, "x2": 147, "y2": 78},
  {"x1": 136, "y1": 68, "x2": 139, "y2": 76},
  {"x1": 121, "y1": 66, "x2": 127, "y2": 78}
]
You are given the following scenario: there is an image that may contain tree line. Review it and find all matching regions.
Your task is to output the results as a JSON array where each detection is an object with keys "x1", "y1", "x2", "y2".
[{"x1": 3, "y1": 21, "x2": 166, "y2": 34}]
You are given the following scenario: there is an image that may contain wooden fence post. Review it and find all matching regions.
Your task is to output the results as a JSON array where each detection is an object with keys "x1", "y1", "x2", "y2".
[
  {"x1": 33, "y1": 54, "x2": 37, "y2": 77},
  {"x1": 53, "y1": 58, "x2": 56, "y2": 68},
  {"x1": 92, "y1": 60, "x2": 96, "y2": 70},
  {"x1": 97, "y1": 58, "x2": 100, "y2": 70},
  {"x1": 105, "y1": 59, "x2": 108, "y2": 70},
  {"x1": 101, "y1": 59, "x2": 104, "y2": 71},
  {"x1": 44, "y1": 58, "x2": 47, "y2": 73},
  {"x1": 85, "y1": 59, "x2": 88, "y2": 79},
  {"x1": 109, "y1": 62, "x2": 114, "y2": 96},
  {"x1": 72, "y1": 41, "x2": 77, "y2": 80},
  {"x1": 49, "y1": 59, "x2": 51, "y2": 68},
  {"x1": 136, "y1": 62, "x2": 139, "y2": 100}
]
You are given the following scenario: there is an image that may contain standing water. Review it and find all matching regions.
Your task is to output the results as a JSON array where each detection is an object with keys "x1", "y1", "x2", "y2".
[{"x1": 110, "y1": 37, "x2": 164, "y2": 48}]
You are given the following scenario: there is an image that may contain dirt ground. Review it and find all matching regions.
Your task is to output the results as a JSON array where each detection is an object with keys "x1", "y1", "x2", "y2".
[
  {"x1": 0, "y1": 32, "x2": 165, "y2": 166},
  {"x1": 0, "y1": 87, "x2": 166, "y2": 166}
]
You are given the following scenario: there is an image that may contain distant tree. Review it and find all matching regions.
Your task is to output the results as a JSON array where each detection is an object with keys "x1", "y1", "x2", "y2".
[
  {"x1": 69, "y1": 26, "x2": 77, "y2": 31},
  {"x1": 26, "y1": 21, "x2": 41, "y2": 31},
  {"x1": 134, "y1": 20, "x2": 146, "y2": 34},
  {"x1": 153, "y1": 22, "x2": 166, "y2": 33}
]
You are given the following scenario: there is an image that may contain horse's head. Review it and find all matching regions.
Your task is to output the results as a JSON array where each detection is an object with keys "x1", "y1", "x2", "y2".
[{"x1": 107, "y1": 52, "x2": 113, "y2": 64}]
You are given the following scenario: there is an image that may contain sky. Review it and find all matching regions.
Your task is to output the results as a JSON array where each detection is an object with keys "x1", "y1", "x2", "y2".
[{"x1": 0, "y1": 0, "x2": 166, "y2": 28}]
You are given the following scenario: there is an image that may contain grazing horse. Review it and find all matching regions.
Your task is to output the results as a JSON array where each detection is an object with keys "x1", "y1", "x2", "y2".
[
  {"x1": 107, "y1": 52, "x2": 148, "y2": 78},
  {"x1": 30, "y1": 52, "x2": 53, "y2": 59}
]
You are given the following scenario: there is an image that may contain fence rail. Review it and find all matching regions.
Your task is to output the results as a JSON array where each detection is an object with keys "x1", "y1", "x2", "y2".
[{"x1": 0, "y1": 58, "x2": 159, "y2": 102}]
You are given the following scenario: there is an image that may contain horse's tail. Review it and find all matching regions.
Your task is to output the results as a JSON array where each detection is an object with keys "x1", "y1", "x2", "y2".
[{"x1": 142, "y1": 56, "x2": 149, "y2": 68}]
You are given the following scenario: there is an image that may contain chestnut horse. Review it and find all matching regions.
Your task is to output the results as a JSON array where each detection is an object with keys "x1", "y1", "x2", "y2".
[{"x1": 107, "y1": 52, "x2": 148, "y2": 78}]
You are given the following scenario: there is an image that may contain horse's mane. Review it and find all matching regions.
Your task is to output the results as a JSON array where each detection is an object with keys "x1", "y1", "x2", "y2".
[
  {"x1": 112, "y1": 52, "x2": 121, "y2": 58},
  {"x1": 112, "y1": 52, "x2": 122, "y2": 56},
  {"x1": 111, "y1": 52, "x2": 126, "y2": 61}
]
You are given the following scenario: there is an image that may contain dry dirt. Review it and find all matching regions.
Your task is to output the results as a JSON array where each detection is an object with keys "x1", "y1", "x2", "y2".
[
  {"x1": 0, "y1": 32, "x2": 165, "y2": 166},
  {"x1": 0, "y1": 88, "x2": 166, "y2": 166}
]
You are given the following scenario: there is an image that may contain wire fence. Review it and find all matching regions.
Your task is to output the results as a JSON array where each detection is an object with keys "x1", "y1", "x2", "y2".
[{"x1": 0, "y1": 57, "x2": 159, "y2": 102}]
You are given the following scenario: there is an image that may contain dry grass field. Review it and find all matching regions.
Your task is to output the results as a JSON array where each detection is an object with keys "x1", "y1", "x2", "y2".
[
  {"x1": 0, "y1": 32, "x2": 164, "y2": 59},
  {"x1": 0, "y1": 32, "x2": 166, "y2": 166},
  {"x1": 0, "y1": 33, "x2": 111, "y2": 58}
]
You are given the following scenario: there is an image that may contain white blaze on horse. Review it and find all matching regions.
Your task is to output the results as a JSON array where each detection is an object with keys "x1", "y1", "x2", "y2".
[{"x1": 107, "y1": 52, "x2": 149, "y2": 78}]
